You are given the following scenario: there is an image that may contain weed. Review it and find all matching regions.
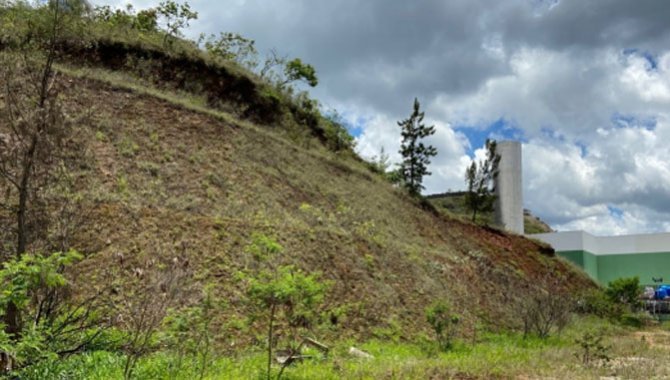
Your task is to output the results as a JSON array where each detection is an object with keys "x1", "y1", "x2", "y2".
[
  {"x1": 95, "y1": 130, "x2": 106, "y2": 141},
  {"x1": 149, "y1": 131, "x2": 160, "y2": 144},
  {"x1": 117, "y1": 135, "x2": 139, "y2": 158},
  {"x1": 116, "y1": 174, "x2": 129, "y2": 196},
  {"x1": 372, "y1": 317, "x2": 404, "y2": 343},
  {"x1": 574, "y1": 331, "x2": 610, "y2": 367},
  {"x1": 363, "y1": 254, "x2": 375, "y2": 271}
]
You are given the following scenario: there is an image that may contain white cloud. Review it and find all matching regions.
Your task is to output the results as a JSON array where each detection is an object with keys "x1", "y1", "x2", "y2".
[
  {"x1": 522, "y1": 115, "x2": 670, "y2": 235},
  {"x1": 620, "y1": 52, "x2": 670, "y2": 103}
]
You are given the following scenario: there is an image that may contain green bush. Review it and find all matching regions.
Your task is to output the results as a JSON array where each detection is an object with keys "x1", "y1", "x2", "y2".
[
  {"x1": 605, "y1": 276, "x2": 641, "y2": 312},
  {"x1": 576, "y1": 288, "x2": 621, "y2": 319},
  {"x1": 0, "y1": 251, "x2": 114, "y2": 373},
  {"x1": 425, "y1": 301, "x2": 460, "y2": 351}
]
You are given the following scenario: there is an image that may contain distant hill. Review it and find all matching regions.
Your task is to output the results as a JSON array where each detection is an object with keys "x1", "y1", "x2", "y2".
[{"x1": 425, "y1": 192, "x2": 553, "y2": 234}]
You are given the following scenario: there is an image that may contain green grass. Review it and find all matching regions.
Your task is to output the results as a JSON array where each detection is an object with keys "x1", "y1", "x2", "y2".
[{"x1": 17, "y1": 316, "x2": 665, "y2": 380}]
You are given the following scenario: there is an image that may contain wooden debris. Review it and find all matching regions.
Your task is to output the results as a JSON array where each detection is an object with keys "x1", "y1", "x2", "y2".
[
  {"x1": 275, "y1": 349, "x2": 313, "y2": 365},
  {"x1": 302, "y1": 336, "x2": 330, "y2": 354}
]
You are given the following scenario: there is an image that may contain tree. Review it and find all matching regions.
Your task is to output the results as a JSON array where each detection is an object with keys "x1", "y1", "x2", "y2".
[
  {"x1": 281, "y1": 58, "x2": 318, "y2": 88},
  {"x1": 257, "y1": 51, "x2": 318, "y2": 89},
  {"x1": 240, "y1": 233, "x2": 328, "y2": 380},
  {"x1": 0, "y1": 0, "x2": 77, "y2": 339},
  {"x1": 203, "y1": 32, "x2": 258, "y2": 69},
  {"x1": 247, "y1": 266, "x2": 327, "y2": 380},
  {"x1": 156, "y1": 0, "x2": 198, "y2": 46},
  {"x1": 464, "y1": 139, "x2": 501, "y2": 223},
  {"x1": 397, "y1": 98, "x2": 437, "y2": 196}
]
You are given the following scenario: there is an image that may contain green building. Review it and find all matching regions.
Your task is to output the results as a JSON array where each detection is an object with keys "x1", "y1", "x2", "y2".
[{"x1": 532, "y1": 231, "x2": 670, "y2": 286}]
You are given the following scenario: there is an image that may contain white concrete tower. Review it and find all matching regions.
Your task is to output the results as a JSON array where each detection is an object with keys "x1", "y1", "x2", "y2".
[{"x1": 494, "y1": 141, "x2": 524, "y2": 234}]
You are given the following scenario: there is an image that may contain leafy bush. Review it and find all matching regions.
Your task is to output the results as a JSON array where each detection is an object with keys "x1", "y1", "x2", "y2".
[
  {"x1": 203, "y1": 32, "x2": 257, "y2": 68},
  {"x1": 425, "y1": 301, "x2": 460, "y2": 351},
  {"x1": 605, "y1": 276, "x2": 641, "y2": 311},
  {"x1": 575, "y1": 288, "x2": 622, "y2": 319},
  {"x1": 0, "y1": 251, "x2": 112, "y2": 372},
  {"x1": 321, "y1": 111, "x2": 355, "y2": 152}
]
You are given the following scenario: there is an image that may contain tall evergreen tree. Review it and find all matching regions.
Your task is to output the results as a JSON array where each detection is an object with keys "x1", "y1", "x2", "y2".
[
  {"x1": 398, "y1": 98, "x2": 437, "y2": 196},
  {"x1": 464, "y1": 139, "x2": 501, "y2": 223}
]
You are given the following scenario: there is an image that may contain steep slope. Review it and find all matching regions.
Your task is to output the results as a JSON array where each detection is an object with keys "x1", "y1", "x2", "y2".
[
  {"x1": 56, "y1": 73, "x2": 592, "y2": 343},
  {"x1": 0, "y1": 5, "x2": 592, "y2": 342}
]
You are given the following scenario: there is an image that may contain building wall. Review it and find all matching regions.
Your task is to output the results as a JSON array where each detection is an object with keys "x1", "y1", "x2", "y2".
[
  {"x1": 596, "y1": 251, "x2": 670, "y2": 285},
  {"x1": 583, "y1": 251, "x2": 599, "y2": 282},
  {"x1": 533, "y1": 231, "x2": 670, "y2": 285},
  {"x1": 556, "y1": 250, "x2": 599, "y2": 281}
]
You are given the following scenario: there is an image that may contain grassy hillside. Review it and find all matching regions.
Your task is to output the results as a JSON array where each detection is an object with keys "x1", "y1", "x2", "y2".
[
  {"x1": 0, "y1": 3, "x2": 616, "y2": 378},
  {"x1": 57, "y1": 73, "x2": 578, "y2": 330}
]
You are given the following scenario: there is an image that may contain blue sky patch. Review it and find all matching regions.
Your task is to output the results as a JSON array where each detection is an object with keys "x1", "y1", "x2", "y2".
[
  {"x1": 456, "y1": 118, "x2": 526, "y2": 156},
  {"x1": 622, "y1": 48, "x2": 658, "y2": 70},
  {"x1": 323, "y1": 110, "x2": 366, "y2": 137},
  {"x1": 611, "y1": 113, "x2": 657, "y2": 131},
  {"x1": 608, "y1": 205, "x2": 624, "y2": 219}
]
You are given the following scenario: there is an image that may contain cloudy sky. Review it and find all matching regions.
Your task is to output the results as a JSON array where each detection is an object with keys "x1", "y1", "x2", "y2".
[{"x1": 96, "y1": 0, "x2": 670, "y2": 236}]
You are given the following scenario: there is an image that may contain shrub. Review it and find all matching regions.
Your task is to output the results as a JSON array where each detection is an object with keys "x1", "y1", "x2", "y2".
[
  {"x1": 605, "y1": 276, "x2": 641, "y2": 312},
  {"x1": 574, "y1": 331, "x2": 610, "y2": 367},
  {"x1": 162, "y1": 285, "x2": 220, "y2": 380},
  {"x1": 575, "y1": 288, "x2": 622, "y2": 319},
  {"x1": 321, "y1": 111, "x2": 355, "y2": 152},
  {"x1": 425, "y1": 301, "x2": 460, "y2": 351},
  {"x1": 518, "y1": 288, "x2": 573, "y2": 339},
  {"x1": 0, "y1": 251, "x2": 112, "y2": 372}
]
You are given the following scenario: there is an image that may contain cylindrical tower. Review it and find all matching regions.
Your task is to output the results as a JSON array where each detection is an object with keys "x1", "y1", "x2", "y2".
[{"x1": 494, "y1": 141, "x2": 524, "y2": 234}]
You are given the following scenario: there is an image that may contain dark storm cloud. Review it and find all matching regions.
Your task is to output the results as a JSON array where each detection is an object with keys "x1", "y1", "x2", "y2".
[
  {"x1": 193, "y1": 0, "x2": 514, "y2": 113},
  {"x1": 496, "y1": 0, "x2": 670, "y2": 51},
  {"x1": 188, "y1": 0, "x2": 670, "y2": 119}
]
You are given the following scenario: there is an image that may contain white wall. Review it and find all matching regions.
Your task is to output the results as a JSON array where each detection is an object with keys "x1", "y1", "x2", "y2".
[{"x1": 531, "y1": 230, "x2": 670, "y2": 255}]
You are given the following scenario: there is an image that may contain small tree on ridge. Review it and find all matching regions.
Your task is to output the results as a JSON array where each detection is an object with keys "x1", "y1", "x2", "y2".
[
  {"x1": 398, "y1": 98, "x2": 437, "y2": 196},
  {"x1": 464, "y1": 139, "x2": 500, "y2": 223}
]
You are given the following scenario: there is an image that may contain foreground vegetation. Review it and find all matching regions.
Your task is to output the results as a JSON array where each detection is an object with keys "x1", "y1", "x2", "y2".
[{"x1": 14, "y1": 316, "x2": 670, "y2": 379}]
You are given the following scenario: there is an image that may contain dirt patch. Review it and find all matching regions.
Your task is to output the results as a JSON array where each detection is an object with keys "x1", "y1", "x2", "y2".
[{"x1": 633, "y1": 330, "x2": 670, "y2": 349}]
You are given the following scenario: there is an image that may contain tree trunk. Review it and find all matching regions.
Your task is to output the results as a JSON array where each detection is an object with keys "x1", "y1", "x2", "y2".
[
  {"x1": 267, "y1": 303, "x2": 276, "y2": 380},
  {"x1": 16, "y1": 145, "x2": 35, "y2": 257}
]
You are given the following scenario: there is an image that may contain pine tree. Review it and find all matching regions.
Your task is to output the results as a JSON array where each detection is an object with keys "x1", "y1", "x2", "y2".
[
  {"x1": 398, "y1": 98, "x2": 437, "y2": 196},
  {"x1": 464, "y1": 139, "x2": 501, "y2": 223}
]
